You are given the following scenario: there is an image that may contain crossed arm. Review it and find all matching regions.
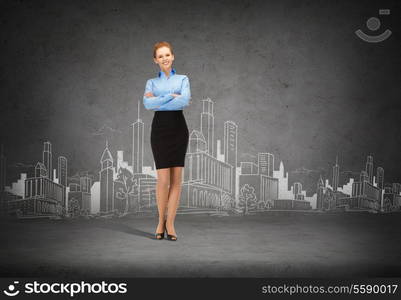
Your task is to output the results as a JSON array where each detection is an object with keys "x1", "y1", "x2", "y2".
[
  {"x1": 143, "y1": 76, "x2": 191, "y2": 111},
  {"x1": 144, "y1": 92, "x2": 181, "y2": 99},
  {"x1": 142, "y1": 89, "x2": 175, "y2": 110}
]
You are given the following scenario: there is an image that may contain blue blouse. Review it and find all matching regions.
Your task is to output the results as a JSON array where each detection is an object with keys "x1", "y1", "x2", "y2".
[{"x1": 143, "y1": 68, "x2": 191, "y2": 111}]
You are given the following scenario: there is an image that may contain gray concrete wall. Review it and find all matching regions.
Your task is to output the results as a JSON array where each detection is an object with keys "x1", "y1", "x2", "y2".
[{"x1": 0, "y1": 0, "x2": 400, "y2": 186}]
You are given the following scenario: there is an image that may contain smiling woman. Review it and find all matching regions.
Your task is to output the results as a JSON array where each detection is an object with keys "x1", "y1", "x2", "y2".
[
  {"x1": 143, "y1": 42, "x2": 191, "y2": 110},
  {"x1": 142, "y1": 41, "x2": 191, "y2": 242}
]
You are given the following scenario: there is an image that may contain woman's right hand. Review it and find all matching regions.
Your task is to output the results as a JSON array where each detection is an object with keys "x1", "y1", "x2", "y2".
[{"x1": 171, "y1": 93, "x2": 181, "y2": 98}]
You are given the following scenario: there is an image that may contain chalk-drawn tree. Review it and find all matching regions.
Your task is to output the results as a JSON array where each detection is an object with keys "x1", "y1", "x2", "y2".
[
  {"x1": 238, "y1": 184, "x2": 257, "y2": 215},
  {"x1": 115, "y1": 167, "x2": 135, "y2": 214},
  {"x1": 68, "y1": 197, "x2": 80, "y2": 217},
  {"x1": 383, "y1": 196, "x2": 393, "y2": 212},
  {"x1": 323, "y1": 188, "x2": 334, "y2": 210}
]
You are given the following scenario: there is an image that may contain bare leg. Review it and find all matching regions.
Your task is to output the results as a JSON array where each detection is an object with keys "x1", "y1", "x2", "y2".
[
  {"x1": 166, "y1": 166, "x2": 183, "y2": 238},
  {"x1": 155, "y1": 168, "x2": 170, "y2": 235}
]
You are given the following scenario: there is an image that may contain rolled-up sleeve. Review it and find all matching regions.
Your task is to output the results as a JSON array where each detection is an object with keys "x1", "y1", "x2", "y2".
[
  {"x1": 143, "y1": 79, "x2": 174, "y2": 110},
  {"x1": 156, "y1": 76, "x2": 191, "y2": 110}
]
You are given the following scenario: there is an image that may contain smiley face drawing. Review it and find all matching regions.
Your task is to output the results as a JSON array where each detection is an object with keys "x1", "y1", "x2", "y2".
[
  {"x1": 355, "y1": 9, "x2": 392, "y2": 43},
  {"x1": 3, "y1": 281, "x2": 20, "y2": 297}
]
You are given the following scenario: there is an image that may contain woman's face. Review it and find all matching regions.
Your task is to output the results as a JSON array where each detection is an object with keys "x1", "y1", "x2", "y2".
[{"x1": 153, "y1": 46, "x2": 174, "y2": 72}]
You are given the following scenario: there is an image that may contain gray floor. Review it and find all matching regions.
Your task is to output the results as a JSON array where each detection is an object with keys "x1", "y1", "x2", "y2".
[{"x1": 1, "y1": 211, "x2": 400, "y2": 278}]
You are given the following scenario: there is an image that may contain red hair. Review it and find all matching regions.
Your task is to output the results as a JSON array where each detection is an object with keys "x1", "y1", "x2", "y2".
[{"x1": 153, "y1": 41, "x2": 174, "y2": 58}]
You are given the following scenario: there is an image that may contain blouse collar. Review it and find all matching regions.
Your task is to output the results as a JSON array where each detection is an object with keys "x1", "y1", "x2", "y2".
[{"x1": 158, "y1": 68, "x2": 176, "y2": 78}]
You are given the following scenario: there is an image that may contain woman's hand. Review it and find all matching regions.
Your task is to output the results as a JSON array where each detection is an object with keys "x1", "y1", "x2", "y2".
[{"x1": 171, "y1": 93, "x2": 181, "y2": 98}]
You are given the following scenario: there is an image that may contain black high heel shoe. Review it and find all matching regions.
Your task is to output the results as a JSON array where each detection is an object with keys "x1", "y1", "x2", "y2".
[
  {"x1": 165, "y1": 224, "x2": 178, "y2": 241},
  {"x1": 155, "y1": 220, "x2": 166, "y2": 240}
]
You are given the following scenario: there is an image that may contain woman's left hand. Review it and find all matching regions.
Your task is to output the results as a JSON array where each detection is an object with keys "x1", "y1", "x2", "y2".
[{"x1": 171, "y1": 93, "x2": 181, "y2": 97}]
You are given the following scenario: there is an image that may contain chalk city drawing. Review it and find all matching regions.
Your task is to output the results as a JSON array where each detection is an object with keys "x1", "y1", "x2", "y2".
[{"x1": 1, "y1": 97, "x2": 400, "y2": 220}]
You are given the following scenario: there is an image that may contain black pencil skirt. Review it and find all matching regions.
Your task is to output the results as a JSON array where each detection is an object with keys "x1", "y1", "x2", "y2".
[{"x1": 151, "y1": 110, "x2": 189, "y2": 170}]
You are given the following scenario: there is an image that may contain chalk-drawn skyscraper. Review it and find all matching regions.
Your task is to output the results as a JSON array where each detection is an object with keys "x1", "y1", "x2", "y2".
[
  {"x1": 316, "y1": 175, "x2": 325, "y2": 209},
  {"x1": 43, "y1": 141, "x2": 53, "y2": 181},
  {"x1": 224, "y1": 121, "x2": 238, "y2": 197},
  {"x1": 132, "y1": 102, "x2": 144, "y2": 174},
  {"x1": 100, "y1": 141, "x2": 114, "y2": 212},
  {"x1": 376, "y1": 167, "x2": 384, "y2": 189},
  {"x1": 58, "y1": 156, "x2": 67, "y2": 187},
  {"x1": 293, "y1": 182, "x2": 302, "y2": 198},
  {"x1": 200, "y1": 98, "x2": 215, "y2": 157},
  {"x1": 0, "y1": 144, "x2": 6, "y2": 192},
  {"x1": 258, "y1": 153, "x2": 274, "y2": 177},
  {"x1": 57, "y1": 156, "x2": 68, "y2": 208},
  {"x1": 365, "y1": 155, "x2": 374, "y2": 184},
  {"x1": 332, "y1": 156, "x2": 339, "y2": 192}
]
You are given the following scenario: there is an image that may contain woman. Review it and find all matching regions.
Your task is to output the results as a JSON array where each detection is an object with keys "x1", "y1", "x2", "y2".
[{"x1": 143, "y1": 41, "x2": 191, "y2": 241}]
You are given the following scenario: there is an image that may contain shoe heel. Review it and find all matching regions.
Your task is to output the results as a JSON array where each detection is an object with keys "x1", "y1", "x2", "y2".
[
  {"x1": 155, "y1": 220, "x2": 166, "y2": 240},
  {"x1": 155, "y1": 232, "x2": 164, "y2": 240},
  {"x1": 165, "y1": 223, "x2": 178, "y2": 241},
  {"x1": 167, "y1": 234, "x2": 177, "y2": 241}
]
